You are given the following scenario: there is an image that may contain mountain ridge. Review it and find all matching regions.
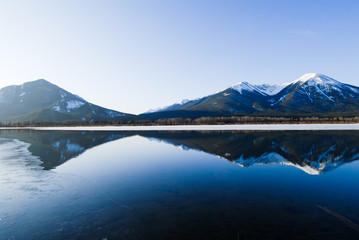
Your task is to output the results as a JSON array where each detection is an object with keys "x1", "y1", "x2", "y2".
[
  {"x1": 142, "y1": 73, "x2": 359, "y2": 118},
  {"x1": 1, "y1": 73, "x2": 359, "y2": 123}
]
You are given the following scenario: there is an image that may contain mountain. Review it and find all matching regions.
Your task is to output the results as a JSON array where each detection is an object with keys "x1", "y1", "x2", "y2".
[
  {"x1": 0, "y1": 79, "x2": 134, "y2": 122},
  {"x1": 142, "y1": 73, "x2": 359, "y2": 118},
  {"x1": 267, "y1": 73, "x2": 359, "y2": 115}
]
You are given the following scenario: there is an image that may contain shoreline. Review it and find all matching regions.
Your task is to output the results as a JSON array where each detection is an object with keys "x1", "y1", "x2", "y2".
[{"x1": 1, "y1": 123, "x2": 359, "y2": 131}]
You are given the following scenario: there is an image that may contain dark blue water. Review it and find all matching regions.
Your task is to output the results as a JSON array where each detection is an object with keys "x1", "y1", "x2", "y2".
[{"x1": 1, "y1": 130, "x2": 359, "y2": 239}]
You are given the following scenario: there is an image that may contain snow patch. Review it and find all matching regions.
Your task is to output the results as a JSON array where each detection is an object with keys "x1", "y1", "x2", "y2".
[
  {"x1": 271, "y1": 94, "x2": 288, "y2": 106},
  {"x1": 52, "y1": 99, "x2": 85, "y2": 113},
  {"x1": 105, "y1": 110, "x2": 125, "y2": 117},
  {"x1": 52, "y1": 105, "x2": 61, "y2": 112},
  {"x1": 66, "y1": 100, "x2": 85, "y2": 112}
]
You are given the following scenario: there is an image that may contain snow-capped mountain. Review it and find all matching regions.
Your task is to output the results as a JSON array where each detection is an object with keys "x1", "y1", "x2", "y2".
[
  {"x1": 142, "y1": 73, "x2": 359, "y2": 118},
  {"x1": 0, "y1": 79, "x2": 133, "y2": 122},
  {"x1": 267, "y1": 73, "x2": 359, "y2": 113}
]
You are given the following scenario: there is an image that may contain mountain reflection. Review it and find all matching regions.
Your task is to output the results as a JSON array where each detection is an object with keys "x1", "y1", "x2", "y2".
[
  {"x1": 1, "y1": 129, "x2": 358, "y2": 174},
  {"x1": 138, "y1": 131, "x2": 359, "y2": 175},
  {"x1": 0, "y1": 130, "x2": 135, "y2": 169}
]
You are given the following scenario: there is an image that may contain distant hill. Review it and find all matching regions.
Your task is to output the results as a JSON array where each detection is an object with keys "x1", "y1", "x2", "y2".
[
  {"x1": 142, "y1": 73, "x2": 359, "y2": 119},
  {"x1": 0, "y1": 79, "x2": 134, "y2": 122}
]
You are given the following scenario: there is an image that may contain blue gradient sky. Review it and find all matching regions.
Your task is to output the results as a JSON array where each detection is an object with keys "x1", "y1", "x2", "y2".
[{"x1": 0, "y1": 0, "x2": 358, "y2": 114}]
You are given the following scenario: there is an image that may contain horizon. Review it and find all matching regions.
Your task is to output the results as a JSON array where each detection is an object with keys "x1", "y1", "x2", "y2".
[{"x1": 0, "y1": 1, "x2": 358, "y2": 114}]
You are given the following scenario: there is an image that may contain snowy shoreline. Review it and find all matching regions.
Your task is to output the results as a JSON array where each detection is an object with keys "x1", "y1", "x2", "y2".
[{"x1": 1, "y1": 123, "x2": 359, "y2": 131}]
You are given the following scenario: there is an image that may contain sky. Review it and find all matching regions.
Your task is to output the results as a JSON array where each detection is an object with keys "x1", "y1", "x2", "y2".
[{"x1": 0, "y1": 0, "x2": 358, "y2": 114}]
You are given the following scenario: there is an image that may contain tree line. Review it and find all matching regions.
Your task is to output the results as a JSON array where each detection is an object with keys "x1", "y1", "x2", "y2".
[{"x1": 1, "y1": 116, "x2": 359, "y2": 127}]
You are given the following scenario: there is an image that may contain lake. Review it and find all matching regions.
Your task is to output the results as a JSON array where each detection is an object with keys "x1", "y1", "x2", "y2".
[{"x1": 1, "y1": 129, "x2": 359, "y2": 239}]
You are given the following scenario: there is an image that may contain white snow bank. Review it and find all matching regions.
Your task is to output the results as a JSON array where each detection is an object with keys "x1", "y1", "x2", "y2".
[{"x1": 5, "y1": 124, "x2": 359, "y2": 131}]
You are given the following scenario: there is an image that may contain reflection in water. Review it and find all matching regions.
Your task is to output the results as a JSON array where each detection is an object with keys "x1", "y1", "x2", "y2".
[
  {"x1": 138, "y1": 131, "x2": 359, "y2": 175},
  {"x1": 0, "y1": 130, "x2": 134, "y2": 169},
  {"x1": 1, "y1": 129, "x2": 359, "y2": 240},
  {"x1": 1, "y1": 129, "x2": 359, "y2": 174}
]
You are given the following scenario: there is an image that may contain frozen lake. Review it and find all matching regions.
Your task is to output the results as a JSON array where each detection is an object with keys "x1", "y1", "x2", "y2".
[{"x1": 1, "y1": 129, "x2": 359, "y2": 239}]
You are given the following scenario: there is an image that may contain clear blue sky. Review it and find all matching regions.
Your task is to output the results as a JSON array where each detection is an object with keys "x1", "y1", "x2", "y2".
[{"x1": 0, "y1": 0, "x2": 358, "y2": 114}]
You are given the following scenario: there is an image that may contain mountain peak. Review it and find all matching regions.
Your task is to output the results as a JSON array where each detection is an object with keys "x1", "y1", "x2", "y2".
[
  {"x1": 32, "y1": 79, "x2": 51, "y2": 84},
  {"x1": 21, "y1": 79, "x2": 53, "y2": 87},
  {"x1": 302, "y1": 73, "x2": 322, "y2": 79},
  {"x1": 292, "y1": 73, "x2": 337, "y2": 84}
]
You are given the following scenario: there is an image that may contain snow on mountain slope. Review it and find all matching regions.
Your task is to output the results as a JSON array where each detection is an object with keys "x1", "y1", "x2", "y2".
[
  {"x1": 66, "y1": 100, "x2": 85, "y2": 112},
  {"x1": 290, "y1": 73, "x2": 350, "y2": 93},
  {"x1": 254, "y1": 83, "x2": 288, "y2": 96},
  {"x1": 291, "y1": 73, "x2": 338, "y2": 84},
  {"x1": 231, "y1": 82, "x2": 262, "y2": 94},
  {"x1": 230, "y1": 73, "x2": 358, "y2": 99},
  {"x1": 231, "y1": 82, "x2": 287, "y2": 96},
  {"x1": 289, "y1": 73, "x2": 359, "y2": 103},
  {"x1": 246, "y1": 73, "x2": 348, "y2": 97}
]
